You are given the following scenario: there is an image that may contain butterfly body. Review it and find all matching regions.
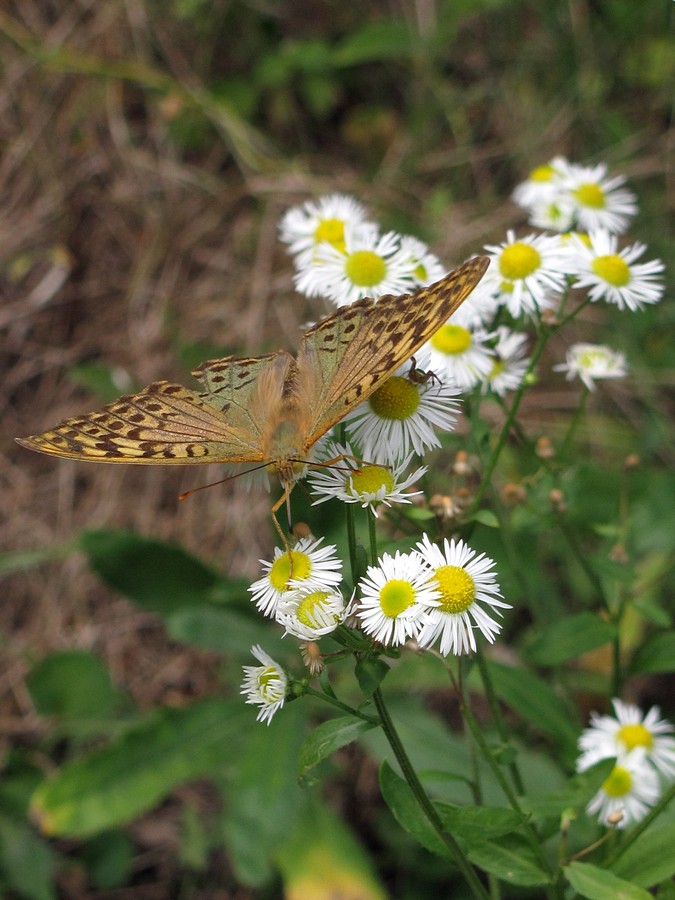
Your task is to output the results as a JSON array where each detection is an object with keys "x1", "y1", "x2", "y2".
[{"x1": 17, "y1": 256, "x2": 489, "y2": 493}]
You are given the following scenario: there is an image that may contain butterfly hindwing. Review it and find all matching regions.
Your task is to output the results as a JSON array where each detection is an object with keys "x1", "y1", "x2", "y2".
[{"x1": 16, "y1": 380, "x2": 266, "y2": 464}]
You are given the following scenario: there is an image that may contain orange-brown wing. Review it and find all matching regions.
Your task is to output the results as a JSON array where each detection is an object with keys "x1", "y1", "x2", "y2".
[
  {"x1": 16, "y1": 380, "x2": 268, "y2": 464},
  {"x1": 296, "y1": 256, "x2": 489, "y2": 444}
]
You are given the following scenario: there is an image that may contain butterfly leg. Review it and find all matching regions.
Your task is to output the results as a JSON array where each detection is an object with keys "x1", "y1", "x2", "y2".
[{"x1": 270, "y1": 483, "x2": 295, "y2": 575}]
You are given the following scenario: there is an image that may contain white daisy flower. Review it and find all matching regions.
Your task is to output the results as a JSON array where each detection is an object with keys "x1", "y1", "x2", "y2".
[
  {"x1": 445, "y1": 270, "x2": 501, "y2": 330},
  {"x1": 426, "y1": 323, "x2": 495, "y2": 392},
  {"x1": 308, "y1": 440, "x2": 427, "y2": 514},
  {"x1": 482, "y1": 230, "x2": 570, "y2": 318},
  {"x1": 557, "y1": 161, "x2": 638, "y2": 234},
  {"x1": 248, "y1": 537, "x2": 342, "y2": 618},
  {"x1": 528, "y1": 199, "x2": 577, "y2": 234},
  {"x1": 482, "y1": 326, "x2": 531, "y2": 396},
  {"x1": 240, "y1": 645, "x2": 287, "y2": 725},
  {"x1": 511, "y1": 157, "x2": 569, "y2": 210},
  {"x1": 276, "y1": 586, "x2": 347, "y2": 641},
  {"x1": 554, "y1": 342, "x2": 627, "y2": 391},
  {"x1": 567, "y1": 230, "x2": 664, "y2": 311},
  {"x1": 399, "y1": 235, "x2": 446, "y2": 286},
  {"x1": 577, "y1": 699, "x2": 675, "y2": 781},
  {"x1": 356, "y1": 550, "x2": 440, "y2": 646},
  {"x1": 294, "y1": 224, "x2": 418, "y2": 306},
  {"x1": 279, "y1": 193, "x2": 370, "y2": 261},
  {"x1": 586, "y1": 749, "x2": 661, "y2": 829},
  {"x1": 344, "y1": 352, "x2": 461, "y2": 465},
  {"x1": 414, "y1": 534, "x2": 510, "y2": 656}
]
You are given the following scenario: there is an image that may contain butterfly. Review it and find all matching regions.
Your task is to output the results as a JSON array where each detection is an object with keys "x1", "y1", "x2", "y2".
[{"x1": 17, "y1": 256, "x2": 489, "y2": 536}]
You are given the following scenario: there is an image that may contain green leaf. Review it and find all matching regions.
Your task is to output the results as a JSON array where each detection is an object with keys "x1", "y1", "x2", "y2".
[
  {"x1": 629, "y1": 631, "x2": 675, "y2": 674},
  {"x1": 166, "y1": 606, "x2": 277, "y2": 657},
  {"x1": 27, "y1": 651, "x2": 118, "y2": 720},
  {"x1": 82, "y1": 831, "x2": 134, "y2": 890},
  {"x1": 220, "y1": 703, "x2": 308, "y2": 886},
  {"x1": 472, "y1": 509, "x2": 500, "y2": 528},
  {"x1": 468, "y1": 835, "x2": 551, "y2": 887},
  {"x1": 436, "y1": 804, "x2": 527, "y2": 842},
  {"x1": 487, "y1": 661, "x2": 579, "y2": 754},
  {"x1": 332, "y1": 21, "x2": 412, "y2": 67},
  {"x1": 298, "y1": 717, "x2": 376, "y2": 786},
  {"x1": 524, "y1": 612, "x2": 616, "y2": 666},
  {"x1": 355, "y1": 658, "x2": 390, "y2": 697},
  {"x1": 31, "y1": 699, "x2": 247, "y2": 838},
  {"x1": 277, "y1": 795, "x2": 387, "y2": 899},
  {"x1": 0, "y1": 814, "x2": 55, "y2": 900},
  {"x1": 565, "y1": 861, "x2": 652, "y2": 899},
  {"x1": 79, "y1": 529, "x2": 241, "y2": 615},
  {"x1": 379, "y1": 760, "x2": 453, "y2": 859},
  {"x1": 611, "y1": 823, "x2": 675, "y2": 887}
]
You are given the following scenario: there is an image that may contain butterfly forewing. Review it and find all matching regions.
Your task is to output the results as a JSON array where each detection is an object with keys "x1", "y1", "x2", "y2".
[{"x1": 298, "y1": 256, "x2": 489, "y2": 445}]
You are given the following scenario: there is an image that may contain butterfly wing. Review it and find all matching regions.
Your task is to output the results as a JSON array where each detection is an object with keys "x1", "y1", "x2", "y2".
[
  {"x1": 296, "y1": 256, "x2": 489, "y2": 445},
  {"x1": 16, "y1": 379, "x2": 270, "y2": 464}
]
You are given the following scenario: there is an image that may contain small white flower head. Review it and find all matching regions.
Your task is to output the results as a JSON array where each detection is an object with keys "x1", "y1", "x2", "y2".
[
  {"x1": 511, "y1": 156, "x2": 569, "y2": 210},
  {"x1": 482, "y1": 326, "x2": 531, "y2": 396},
  {"x1": 414, "y1": 534, "x2": 510, "y2": 656},
  {"x1": 528, "y1": 199, "x2": 577, "y2": 234},
  {"x1": 398, "y1": 235, "x2": 446, "y2": 286},
  {"x1": 308, "y1": 441, "x2": 427, "y2": 514},
  {"x1": 241, "y1": 645, "x2": 287, "y2": 725},
  {"x1": 344, "y1": 351, "x2": 461, "y2": 465},
  {"x1": 276, "y1": 586, "x2": 347, "y2": 641},
  {"x1": 482, "y1": 230, "x2": 570, "y2": 318},
  {"x1": 426, "y1": 322, "x2": 495, "y2": 392},
  {"x1": 567, "y1": 230, "x2": 664, "y2": 311},
  {"x1": 577, "y1": 698, "x2": 675, "y2": 781},
  {"x1": 294, "y1": 224, "x2": 418, "y2": 306},
  {"x1": 557, "y1": 161, "x2": 638, "y2": 234},
  {"x1": 248, "y1": 537, "x2": 342, "y2": 618},
  {"x1": 554, "y1": 342, "x2": 627, "y2": 391},
  {"x1": 356, "y1": 550, "x2": 440, "y2": 646},
  {"x1": 586, "y1": 748, "x2": 661, "y2": 829},
  {"x1": 279, "y1": 194, "x2": 370, "y2": 261}
]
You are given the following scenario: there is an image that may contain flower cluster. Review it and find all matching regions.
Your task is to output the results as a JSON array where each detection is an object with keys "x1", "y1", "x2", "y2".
[{"x1": 576, "y1": 699, "x2": 675, "y2": 828}]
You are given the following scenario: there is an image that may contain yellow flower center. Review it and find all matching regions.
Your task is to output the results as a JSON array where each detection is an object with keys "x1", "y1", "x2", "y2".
[
  {"x1": 530, "y1": 163, "x2": 555, "y2": 182},
  {"x1": 499, "y1": 242, "x2": 541, "y2": 280},
  {"x1": 314, "y1": 218, "x2": 346, "y2": 252},
  {"x1": 591, "y1": 254, "x2": 630, "y2": 287},
  {"x1": 413, "y1": 262, "x2": 428, "y2": 281},
  {"x1": 430, "y1": 324, "x2": 472, "y2": 356},
  {"x1": 430, "y1": 565, "x2": 475, "y2": 613},
  {"x1": 296, "y1": 590, "x2": 331, "y2": 627},
  {"x1": 369, "y1": 375, "x2": 420, "y2": 420},
  {"x1": 573, "y1": 182, "x2": 606, "y2": 209},
  {"x1": 348, "y1": 465, "x2": 395, "y2": 497},
  {"x1": 602, "y1": 765, "x2": 632, "y2": 798},
  {"x1": 344, "y1": 250, "x2": 386, "y2": 286},
  {"x1": 618, "y1": 723, "x2": 653, "y2": 752},
  {"x1": 379, "y1": 579, "x2": 416, "y2": 617},
  {"x1": 488, "y1": 358, "x2": 506, "y2": 379},
  {"x1": 269, "y1": 550, "x2": 312, "y2": 590},
  {"x1": 259, "y1": 668, "x2": 282, "y2": 692}
]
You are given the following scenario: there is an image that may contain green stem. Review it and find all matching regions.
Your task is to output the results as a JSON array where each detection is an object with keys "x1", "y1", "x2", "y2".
[
  {"x1": 302, "y1": 685, "x2": 380, "y2": 725},
  {"x1": 460, "y1": 680, "x2": 554, "y2": 882},
  {"x1": 372, "y1": 687, "x2": 491, "y2": 900},
  {"x1": 605, "y1": 780, "x2": 675, "y2": 865},
  {"x1": 467, "y1": 327, "x2": 551, "y2": 519},
  {"x1": 367, "y1": 506, "x2": 379, "y2": 565},
  {"x1": 474, "y1": 651, "x2": 525, "y2": 796},
  {"x1": 559, "y1": 387, "x2": 589, "y2": 459},
  {"x1": 345, "y1": 501, "x2": 358, "y2": 585}
]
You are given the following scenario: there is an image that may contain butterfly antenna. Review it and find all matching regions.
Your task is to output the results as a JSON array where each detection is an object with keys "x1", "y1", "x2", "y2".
[{"x1": 178, "y1": 463, "x2": 270, "y2": 501}]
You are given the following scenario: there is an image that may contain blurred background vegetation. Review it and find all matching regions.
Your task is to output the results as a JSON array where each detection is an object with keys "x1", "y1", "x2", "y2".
[{"x1": 1, "y1": 1, "x2": 674, "y2": 897}]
